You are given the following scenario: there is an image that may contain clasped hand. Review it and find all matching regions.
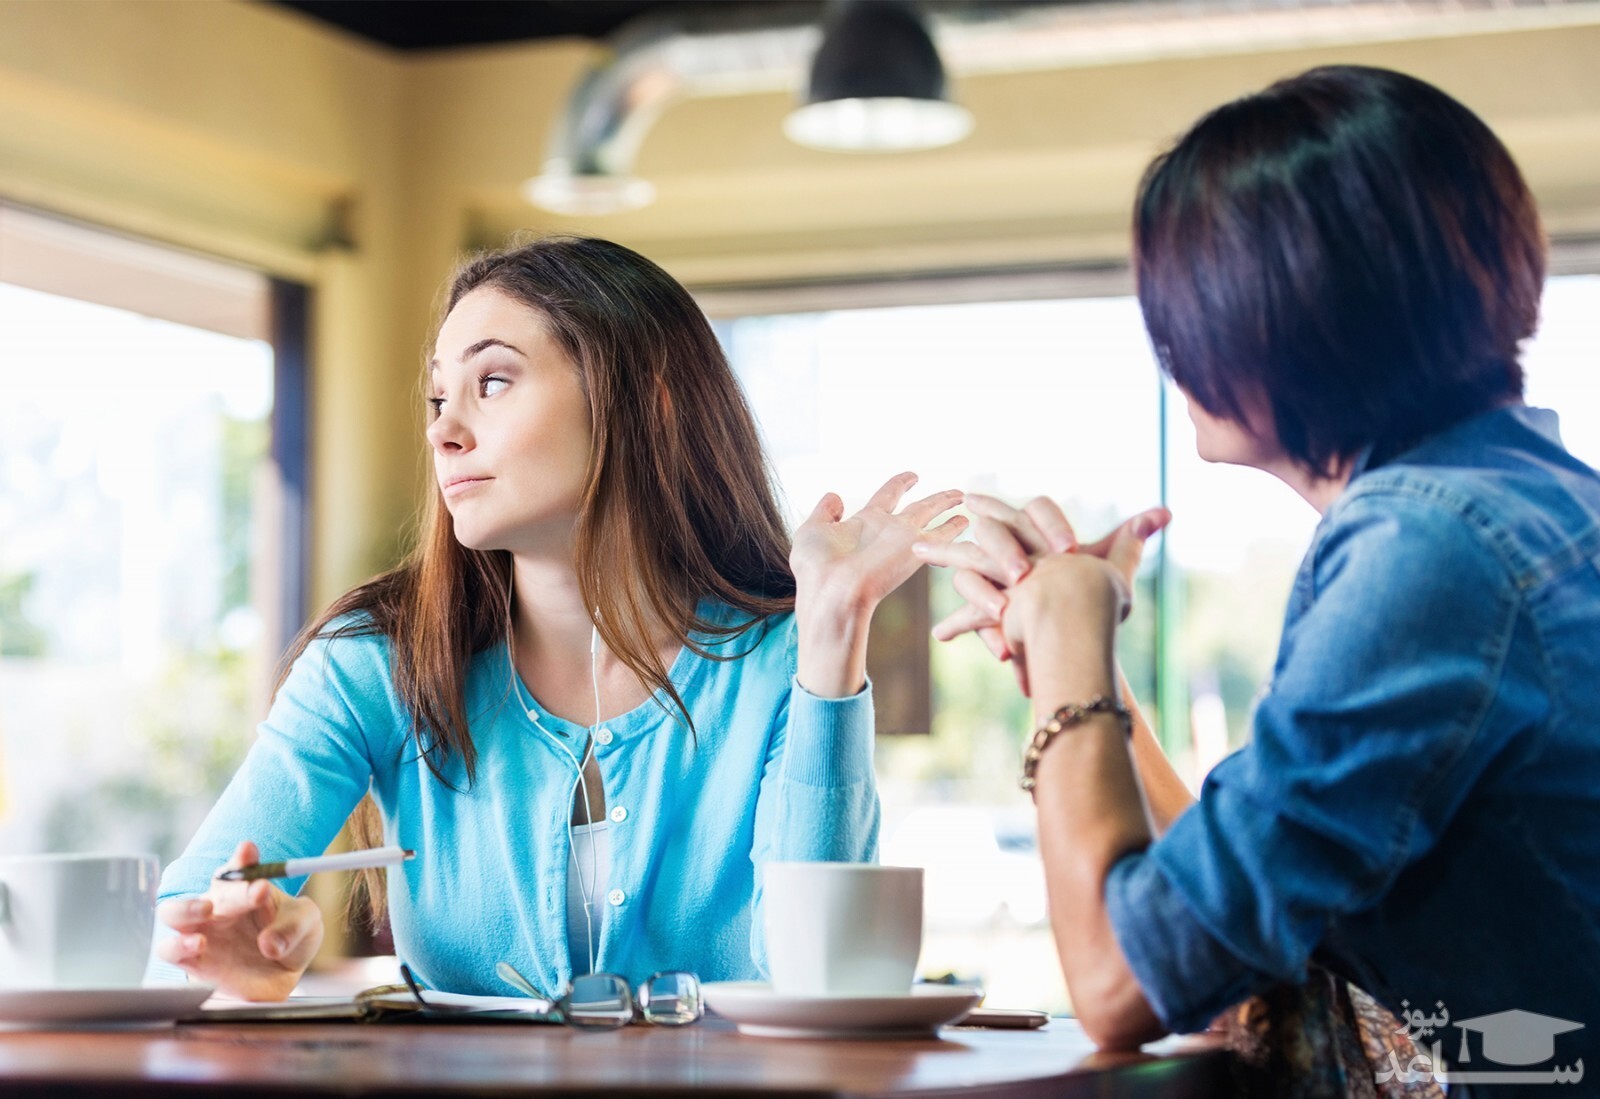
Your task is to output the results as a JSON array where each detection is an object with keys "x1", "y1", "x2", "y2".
[{"x1": 912, "y1": 494, "x2": 1170, "y2": 697}]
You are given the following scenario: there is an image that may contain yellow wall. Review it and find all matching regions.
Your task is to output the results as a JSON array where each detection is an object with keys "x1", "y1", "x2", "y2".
[{"x1": 3, "y1": 0, "x2": 1600, "y2": 606}]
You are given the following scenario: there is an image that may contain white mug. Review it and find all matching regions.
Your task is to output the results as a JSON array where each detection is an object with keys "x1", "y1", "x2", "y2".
[
  {"x1": 762, "y1": 861, "x2": 923, "y2": 997},
  {"x1": 0, "y1": 853, "x2": 160, "y2": 989}
]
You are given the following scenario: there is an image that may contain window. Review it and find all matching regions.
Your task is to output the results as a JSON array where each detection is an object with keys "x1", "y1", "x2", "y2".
[
  {"x1": 715, "y1": 287, "x2": 1161, "y2": 1011},
  {"x1": 0, "y1": 208, "x2": 305, "y2": 866},
  {"x1": 712, "y1": 265, "x2": 1600, "y2": 1013},
  {"x1": 1525, "y1": 273, "x2": 1600, "y2": 470}
]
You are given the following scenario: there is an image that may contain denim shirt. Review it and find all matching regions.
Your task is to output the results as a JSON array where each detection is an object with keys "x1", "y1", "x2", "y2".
[{"x1": 1105, "y1": 406, "x2": 1600, "y2": 1082}]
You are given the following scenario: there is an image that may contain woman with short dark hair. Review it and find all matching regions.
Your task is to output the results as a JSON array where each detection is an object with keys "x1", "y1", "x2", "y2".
[
  {"x1": 1138, "y1": 63, "x2": 1543, "y2": 477},
  {"x1": 919, "y1": 66, "x2": 1599, "y2": 1092}
]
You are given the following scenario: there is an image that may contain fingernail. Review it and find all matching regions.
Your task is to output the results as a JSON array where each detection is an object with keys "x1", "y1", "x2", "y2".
[
  {"x1": 187, "y1": 900, "x2": 206, "y2": 918},
  {"x1": 1010, "y1": 564, "x2": 1028, "y2": 584},
  {"x1": 1135, "y1": 517, "x2": 1155, "y2": 538},
  {"x1": 989, "y1": 599, "x2": 1006, "y2": 617},
  {"x1": 184, "y1": 934, "x2": 203, "y2": 952},
  {"x1": 271, "y1": 935, "x2": 288, "y2": 956}
]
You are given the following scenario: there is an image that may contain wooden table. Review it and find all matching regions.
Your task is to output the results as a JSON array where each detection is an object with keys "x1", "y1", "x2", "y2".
[{"x1": 0, "y1": 1017, "x2": 1231, "y2": 1097}]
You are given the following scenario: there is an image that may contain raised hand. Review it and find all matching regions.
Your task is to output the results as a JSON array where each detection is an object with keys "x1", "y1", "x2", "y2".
[
  {"x1": 790, "y1": 471, "x2": 965, "y2": 614},
  {"x1": 155, "y1": 840, "x2": 325, "y2": 1002},
  {"x1": 789, "y1": 471, "x2": 965, "y2": 698}
]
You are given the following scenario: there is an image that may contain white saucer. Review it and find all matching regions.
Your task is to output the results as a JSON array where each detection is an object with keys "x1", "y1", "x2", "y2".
[
  {"x1": 0, "y1": 985, "x2": 215, "y2": 1027},
  {"x1": 702, "y1": 982, "x2": 982, "y2": 1039}
]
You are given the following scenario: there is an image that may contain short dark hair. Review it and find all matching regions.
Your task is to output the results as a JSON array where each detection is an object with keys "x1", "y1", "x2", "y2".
[{"x1": 1134, "y1": 65, "x2": 1545, "y2": 474}]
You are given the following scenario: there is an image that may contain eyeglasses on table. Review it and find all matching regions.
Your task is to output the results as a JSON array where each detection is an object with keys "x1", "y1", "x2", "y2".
[{"x1": 387, "y1": 964, "x2": 704, "y2": 1029}]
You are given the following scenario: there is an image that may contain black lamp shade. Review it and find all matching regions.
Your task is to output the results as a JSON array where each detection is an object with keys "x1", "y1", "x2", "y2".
[
  {"x1": 803, "y1": 0, "x2": 949, "y2": 106},
  {"x1": 786, "y1": 0, "x2": 973, "y2": 151}
]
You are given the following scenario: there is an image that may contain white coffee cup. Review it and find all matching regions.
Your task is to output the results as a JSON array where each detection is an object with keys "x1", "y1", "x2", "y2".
[
  {"x1": 762, "y1": 861, "x2": 923, "y2": 997},
  {"x1": 0, "y1": 853, "x2": 160, "y2": 989}
]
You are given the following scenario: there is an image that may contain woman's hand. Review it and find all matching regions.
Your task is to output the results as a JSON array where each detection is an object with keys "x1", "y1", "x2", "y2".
[
  {"x1": 913, "y1": 494, "x2": 1169, "y2": 696},
  {"x1": 790, "y1": 471, "x2": 965, "y2": 697},
  {"x1": 791, "y1": 471, "x2": 965, "y2": 613},
  {"x1": 155, "y1": 840, "x2": 324, "y2": 1002}
]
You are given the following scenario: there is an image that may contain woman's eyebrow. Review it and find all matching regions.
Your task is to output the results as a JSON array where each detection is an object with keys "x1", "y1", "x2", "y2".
[{"x1": 427, "y1": 338, "x2": 527, "y2": 372}]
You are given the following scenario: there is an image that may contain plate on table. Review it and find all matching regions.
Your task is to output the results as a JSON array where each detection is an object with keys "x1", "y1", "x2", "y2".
[
  {"x1": 0, "y1": 985, "x2": 215, "y2": 1027},
  {"x1": 701, "y1": 982, "x2": 981, "y2": 1039}
]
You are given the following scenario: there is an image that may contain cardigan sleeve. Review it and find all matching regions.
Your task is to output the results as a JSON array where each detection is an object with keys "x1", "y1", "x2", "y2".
[{"x1": 158, "y1": 623, "x2": 394, "y2": 906}]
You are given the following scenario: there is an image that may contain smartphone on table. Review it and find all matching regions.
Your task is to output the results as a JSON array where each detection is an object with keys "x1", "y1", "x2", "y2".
[{"x1": 955, "y1": 1007, "x2": 1051, "y2": 1029}]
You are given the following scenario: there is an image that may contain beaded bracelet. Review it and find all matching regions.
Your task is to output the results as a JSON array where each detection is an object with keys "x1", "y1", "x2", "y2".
[{"x1": 1019, "y1": 695, "x2": 1134, "y2": 794}]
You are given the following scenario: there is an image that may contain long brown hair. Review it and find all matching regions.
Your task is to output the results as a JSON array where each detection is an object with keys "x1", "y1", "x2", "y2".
[{"x1": 277, "y1": 236, "x2": 796, "y2": 927}]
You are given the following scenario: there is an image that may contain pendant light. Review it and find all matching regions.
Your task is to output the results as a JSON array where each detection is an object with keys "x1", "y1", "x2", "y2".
[{"x1": 784, "y1": 0, "x2": 973, "y2": 153}]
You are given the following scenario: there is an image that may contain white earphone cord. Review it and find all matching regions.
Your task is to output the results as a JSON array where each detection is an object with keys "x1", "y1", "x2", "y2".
[
  {"x1": 505, "y1": 579, "x2": 604, "y2": 976},
  {"x1": 580, "y1": 619, "x2": 601, "y2": 973}
]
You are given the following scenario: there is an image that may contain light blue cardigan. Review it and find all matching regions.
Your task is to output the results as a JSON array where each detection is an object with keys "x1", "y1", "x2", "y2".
[{"x1": 159, "y1": 603, "x2": 879, "y2": 996}]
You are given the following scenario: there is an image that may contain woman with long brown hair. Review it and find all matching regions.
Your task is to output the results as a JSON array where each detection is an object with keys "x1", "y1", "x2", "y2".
[{"x1": 154, "y1": 236, "x2": 964, "y2": 1001}]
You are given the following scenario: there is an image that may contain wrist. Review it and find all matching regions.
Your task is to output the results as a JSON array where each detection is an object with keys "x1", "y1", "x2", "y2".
[
  {"x1": 1020, "y1": 696, "x2": 1133, "y2": 794},
  {"x1": 795, "y1": 598, "x2": 872, "y2": 699},
  {"x1": 1018, "y1": 610, "x2": 1117, "y2": 716}
]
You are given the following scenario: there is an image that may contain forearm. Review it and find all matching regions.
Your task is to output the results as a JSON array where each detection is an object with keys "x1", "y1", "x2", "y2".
[
  {"x1": 1027, "y1": 624, "x2": 1152, "y2": 897},
  {"x1": 1027, "y1": 619, "x2": 1164, "y2": 1047},
  {"x1": 1116, "y1": 667, "x2": 1196, "y2": 836},
  {"x1": 795, "y1": 591, "x2": 872, "y2": 698}
]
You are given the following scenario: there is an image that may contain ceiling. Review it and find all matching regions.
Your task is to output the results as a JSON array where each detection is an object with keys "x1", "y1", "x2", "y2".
[{"x1": 268, "y1": 1, "x2": 693, "y2": 51}]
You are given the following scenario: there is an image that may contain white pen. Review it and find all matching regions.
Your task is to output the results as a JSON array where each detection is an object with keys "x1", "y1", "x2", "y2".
[{"x1": 215, "y1": 846, "x2": 416, "y2": 882}]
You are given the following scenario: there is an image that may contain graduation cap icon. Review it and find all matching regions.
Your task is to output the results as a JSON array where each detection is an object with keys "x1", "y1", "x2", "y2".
[{"x1": 1452, "y1": 1009, "x2": 1585, "y2": 1066}]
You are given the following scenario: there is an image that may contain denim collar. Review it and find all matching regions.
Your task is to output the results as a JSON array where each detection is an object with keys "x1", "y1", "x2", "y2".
[{"x1": 1346, "y1": 404, "x2": 1559, "y2": 484}]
